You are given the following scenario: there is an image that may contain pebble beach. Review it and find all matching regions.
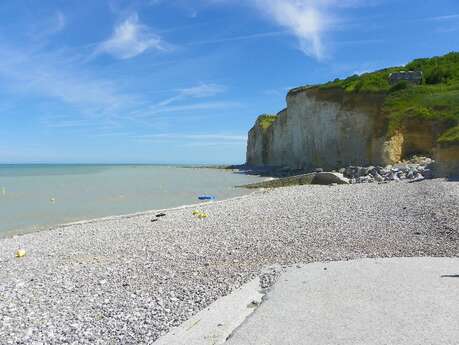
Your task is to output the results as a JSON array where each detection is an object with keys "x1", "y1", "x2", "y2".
[{"x1": 1, "y1": 180, "x2": 458, "y2": 344}]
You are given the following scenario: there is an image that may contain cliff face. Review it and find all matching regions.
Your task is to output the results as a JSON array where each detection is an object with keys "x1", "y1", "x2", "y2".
[
  {"x1": 247, "y1": 88, "x2": 391, "y2": 170},
  {"x1": 247, "y1": 52, "x2": 459, "y2": 174},
  {"x1": 246, "y1": 87, "x2": 456, "y2": 171}
]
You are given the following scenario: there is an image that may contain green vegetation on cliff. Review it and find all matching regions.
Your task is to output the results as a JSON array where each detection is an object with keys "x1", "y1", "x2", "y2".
[
  {"x1": 385, "y1": 86, "x2": 459, "y2": 134},
  {"x1": 320, "y1": 67, "x2": 399, "y2": 93},
  {"x1": 254, "y1": 52, "x2": 459, "y2": 146},
  {"x1": 438, "y1": 125, "x2": 459, "y2": 145},
  {"x1": 321, "y1": 52, "x2": 459, "y2": 93},
  {"x1": 319, "y1": 52, "x2": 459, "y2": 142},
  {"x1": 257, "y1": 114, "x2": 277, "y2": 130}
]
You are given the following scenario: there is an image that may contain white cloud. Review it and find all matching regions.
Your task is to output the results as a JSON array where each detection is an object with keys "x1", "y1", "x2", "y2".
[
  {"x1": 188, "y1": 30, "x2": 287, "y2": 46},
  {"x1": 29, "y1": 10, "x2": 66, "y2": 40},
  {"x1": 134, "y1": 133, "x2": 247, "y2": 147},
  {"x1": 180, "y1": 83, "x2": 226, "y2": 98},
  {"x1": 55, "y1": 11, "x2": 66, "y2": 33},
  {"x1": 0, "y1": 44, "x2": 239, "y2": 129},
  {"x1": 251, "y1": 0, "x2": 371, "y2": 60},
  {"x1": 140, "y1": 101, "x2": 241, "y2": 117},
  {"x1": 253, "y1": 0, "x2": 334, "y2": 60},
  {"x1": 96, "y1": 13, "x2": 165, "y2": 59},
  {"x1": 137, "y1": 133, "x2": 246, "y2": 141},
  {"x1": 156, "y1": 83, "x2": 226, "y2": 107},
  {"x1": 0, "y1": 44, "x2": 141, "y2": 126},
  {"x1": 429, "y1": 14, "x2": 459, "y2": 21}
]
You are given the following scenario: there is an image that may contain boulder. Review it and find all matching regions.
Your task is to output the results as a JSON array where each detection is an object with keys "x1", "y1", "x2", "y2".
[{"x1": 312, "y1": 172, "x2": 349, "y2": 185}]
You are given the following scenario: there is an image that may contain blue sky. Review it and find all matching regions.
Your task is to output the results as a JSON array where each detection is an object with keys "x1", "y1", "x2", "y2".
[{"x1": 0, "y1": 0, "x2": 458, "y2": 164}]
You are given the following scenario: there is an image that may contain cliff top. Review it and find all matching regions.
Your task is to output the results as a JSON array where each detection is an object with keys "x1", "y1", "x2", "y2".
[
  {"x1": 277, "y1": 52, "x2": 459, "y2": 145},
  {"x1": 318, "y1": 51, "x2": 459, "y2": 93}
]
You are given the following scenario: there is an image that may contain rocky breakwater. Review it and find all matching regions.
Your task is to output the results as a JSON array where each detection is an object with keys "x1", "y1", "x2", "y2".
[
  {"x1": 238, "y1": 156, "x2": 434, "y2": 189},
  {"x1": 342, "y1": 156, "x2": 434, "y2": 184}
]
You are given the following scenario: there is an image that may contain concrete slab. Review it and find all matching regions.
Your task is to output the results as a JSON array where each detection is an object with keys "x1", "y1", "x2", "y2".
[
  {"x1": 153, "y1": 278, "x2": 264, "y2": 345},
  {"x1": 226, "y1": 257, "x2": 459, "y2": 345}
]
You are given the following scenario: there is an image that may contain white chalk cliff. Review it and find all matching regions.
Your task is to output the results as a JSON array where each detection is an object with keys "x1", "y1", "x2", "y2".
[{"x1": 247, "y1": 87, "x2": 393, "y2": 170}]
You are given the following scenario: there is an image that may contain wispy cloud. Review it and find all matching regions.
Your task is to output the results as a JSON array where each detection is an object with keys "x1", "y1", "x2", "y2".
[
  {"x1": 249, "y1": 0, "x2": 372, "y2": 60},
  {"x1": 188, "y1": 30, "x2": 287, "y2": 46},
  {"x1": 95, "y1": 13, "x2": 166, "y2": 59},
  {"x1": 429, "y1": 14, "x2": 459, "y2": 21},
  {"x1": 129, "y1": 82, "x2": 236, "y2": 118},
  {"x1": 55, "y1": 11, "x2": 67, "y2": 33},
  {"x1": 29, "y1": 10, "x2": 67, "y2": 41},
  {"x1": 0, "y1": 43, "x2": 146, "y2": 132},
  {"x1": 136, "y1": 101, "x2": 241, "y2": 118},
  {"x1": 136, "y1": 133, "x2": 246, "y2": 141},
  {"x1": 254, "y1": 0, "x2": 330, "y2": 59},
  {"x1": 0, "y1": 45, "x2": 135, "y2": 111},
  {"x1": 39, "y1": 115, "x2": 122, "y2": 130},
  {"x1": 0, "y1": 40, "x2": 239, "y2": 133},
  {"x1": 180, "y1": 83, "x2": 226, "y2": 98},
  {"x1": 158, "y1": 83, "x2": 226, "y2": 106},
  {"x1": 41, "y1": 118, "x2": 96, "y2": 128},
  {"x1": 133, "y1": 132, "x2": 248, "y2": 149}
]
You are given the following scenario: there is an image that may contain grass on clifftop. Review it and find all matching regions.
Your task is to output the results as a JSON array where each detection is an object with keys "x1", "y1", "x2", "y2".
[
  {"x1": 320, "y1": 67, "x2": 400, "y2": 93},
  {"x1": 320, "y1": 52, "x2": 459, "y2": 93},
  {"x1": 319, "y1": 52, "x2": 459, "y2": 141},
  {"x1": 385, "y1": 85, "x2": 459, "y2": 133}
]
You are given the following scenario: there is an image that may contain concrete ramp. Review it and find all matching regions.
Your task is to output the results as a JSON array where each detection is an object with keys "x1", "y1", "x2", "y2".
[
  {"x1": 227, "y1": 257, "x2": 459, "y2": 345},
  {"x1": 153, "y1": 278, "x2": 265, "y2": 345}
]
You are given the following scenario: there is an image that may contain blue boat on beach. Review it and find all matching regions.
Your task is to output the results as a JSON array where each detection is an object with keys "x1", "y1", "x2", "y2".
[{"x1": 198, "y1": 195, "x2": 216, "y2": 201}]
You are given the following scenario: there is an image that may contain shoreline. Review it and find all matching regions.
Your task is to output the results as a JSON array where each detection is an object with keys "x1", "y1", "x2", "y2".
[
  {"x1": 0, "y1": 189, "x2": 263, "y2": 240},
  {"x1": 0, "y1": 165, "x2": 273, "y2": 239},
  {"x1": 1, "y1": 180, "x2": 457, "y2": 344}
]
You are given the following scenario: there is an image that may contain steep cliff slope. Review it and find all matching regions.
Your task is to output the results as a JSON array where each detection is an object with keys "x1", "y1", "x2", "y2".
[{"x1": 247, "y1": 52, "x2": 459, "y2": 175}]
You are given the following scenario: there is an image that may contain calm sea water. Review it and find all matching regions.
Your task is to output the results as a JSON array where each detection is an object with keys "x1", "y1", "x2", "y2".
[{"x1": 0, "y1": 164, "x2": 263, "y2": 237}]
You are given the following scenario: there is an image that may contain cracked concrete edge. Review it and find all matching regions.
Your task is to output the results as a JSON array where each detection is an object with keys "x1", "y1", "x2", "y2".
[
  {"x1": 223, "y1": 281, "x2": 274, "y2": 344},
  {"x1": 153, "y1": 277, "x2": 267, "y2": 345}
]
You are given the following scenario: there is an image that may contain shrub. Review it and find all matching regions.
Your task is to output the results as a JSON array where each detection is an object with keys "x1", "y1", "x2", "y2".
[
  {"x1": 438, "y1": 125, "x2": 459, "y2": 145},
  {"x1": 425, "y1": 66, "x2": 449, "y2": 84},
  {"x1": 389, "y1": 81, "x2": 409, "y2": 93}
]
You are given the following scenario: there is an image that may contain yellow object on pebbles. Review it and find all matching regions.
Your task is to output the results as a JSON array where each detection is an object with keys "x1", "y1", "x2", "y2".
[
  {"x1": 15, "y1": 249, "x2": 26, "y2": 258},
  {"x1": 192, "y1": 210, "x2": 208, "y2": 219}
]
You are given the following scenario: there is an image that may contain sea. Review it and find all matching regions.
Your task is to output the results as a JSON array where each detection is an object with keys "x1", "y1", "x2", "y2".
[{"x1": 0, "y1": 164, "x2": 264, "y2": 237}]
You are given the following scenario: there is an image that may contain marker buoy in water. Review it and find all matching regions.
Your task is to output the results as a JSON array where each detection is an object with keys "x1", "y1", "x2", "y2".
[
  {"x1": 50, "y1": 197, "x2": 56, "y2": 203},
  {"x1": 198, "y1": 195, "x2": 215, "y2": 201}
]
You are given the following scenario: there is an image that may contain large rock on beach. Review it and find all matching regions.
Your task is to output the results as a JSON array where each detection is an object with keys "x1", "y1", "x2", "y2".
[{"x1": 312, "y1": 172, "x2": 349, "y2": 185}]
